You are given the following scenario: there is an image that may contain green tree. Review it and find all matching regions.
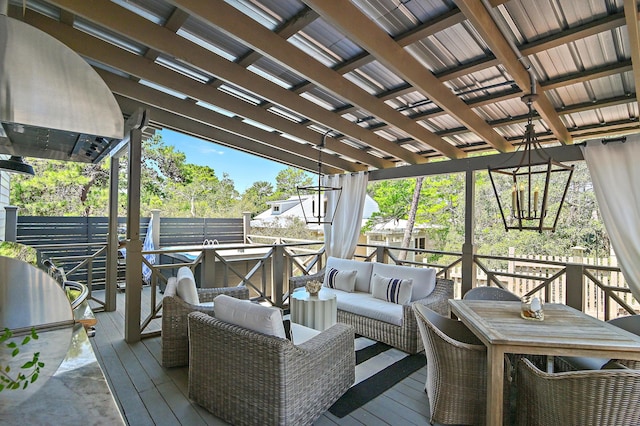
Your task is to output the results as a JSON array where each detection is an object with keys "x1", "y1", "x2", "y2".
[{"x1": 272, "y1": 167, "x2": 312, "y2": 200}]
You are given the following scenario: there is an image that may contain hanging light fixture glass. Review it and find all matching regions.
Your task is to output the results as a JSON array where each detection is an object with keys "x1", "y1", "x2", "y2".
[
  {"x1": 297, "y1": 130, "x2": 342, "y2": 225},
  {"x1": 488, "y1": 71, "x2": 574, "y2": 232}
]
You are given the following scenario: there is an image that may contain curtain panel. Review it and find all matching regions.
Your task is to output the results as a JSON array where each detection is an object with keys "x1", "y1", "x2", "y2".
[
  {"x1": 581, "y1": 139, "x2": 640, "y2": 302},
  {"x1": 322, "y1": 171, "x2": 368, "y2": 259}
]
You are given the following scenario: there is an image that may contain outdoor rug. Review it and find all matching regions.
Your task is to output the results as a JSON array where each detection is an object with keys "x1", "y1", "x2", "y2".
[{"x1": 328, "y1": 336, "x2": 426, "y2": 418}]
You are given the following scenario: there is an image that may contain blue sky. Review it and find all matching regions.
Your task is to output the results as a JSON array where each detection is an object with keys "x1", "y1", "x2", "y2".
[{"x1": 160, "y1": 129, "x2": 291, "y2": 192}]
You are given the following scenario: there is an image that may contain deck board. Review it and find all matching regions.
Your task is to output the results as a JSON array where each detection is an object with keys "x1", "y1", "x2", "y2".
[{"x1": 89, "y1": 287, "x2": 437, "y2": 425}]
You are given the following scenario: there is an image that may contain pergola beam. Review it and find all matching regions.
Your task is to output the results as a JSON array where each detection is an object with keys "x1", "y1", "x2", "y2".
[
  {"x1": 624, "y1": 0, "x2": 640, "y2": 108},
  {"x1": 170, "y1": 0, "x2": 461, "y2": 162},
  {"x1": 301, "y1": 0, "x2": 510, "y2": 154},
  {"x1": 454, "y1": 0, "x2": 572, "y2": 145},
  {"x1": 38, "y1": 0, "x2": 412, "y2": 167}
]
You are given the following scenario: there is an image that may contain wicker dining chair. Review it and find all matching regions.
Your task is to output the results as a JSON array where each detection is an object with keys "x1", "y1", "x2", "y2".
[
  {"x1": 517, "y1": 357, "x2": 640, "y2": 426},
  {"x1": 413, "y1": 303, "x2": 511, "y2": 425},
  {"x1": 161, "y1": 271, "x2": 249, "y2": 368},
  {"x1": 463, "y1": 286, "x2": 520, "y2": 301}
]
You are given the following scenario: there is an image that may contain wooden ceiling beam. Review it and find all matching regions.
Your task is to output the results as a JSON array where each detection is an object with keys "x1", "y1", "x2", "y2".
[
  {"x1": 115, "y1": 95, "x2": 329, "y2": 174},
  {"x1": 22, "y1": 10, "x2": 386, "y2": 171},
  {"x1": 171, "y1": 0, "x2": 462, "y2": 161},
  {"x1": 435, "y1": 12, "x2": 626, "y2": 84},
  {"x1": 299, "y1": 0, "x2": 508, "y2": 153},
  {"x1": 454, "y1": 0, "x2": 572, "y2": 145},
  {"x1": 624, "y1": 0, "x2": 640, "y2": 108},
  {"x1": 44, "y1": 0, "x2": 413, "y2": 166},
  {"x1": 101, "y1": 71, "x2": 351, "y2": 175}
]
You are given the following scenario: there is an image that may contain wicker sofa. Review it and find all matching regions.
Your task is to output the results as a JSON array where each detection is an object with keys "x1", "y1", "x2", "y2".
[
  {"x1": 161, "y1": 267, "x2": 249, "y2": 367},
  {"x1": 289, "y1": 257, "x2": 453, "y2": 354},
  {"x1": 188, "y1": 309, "x2": 355, "y2": 425}
]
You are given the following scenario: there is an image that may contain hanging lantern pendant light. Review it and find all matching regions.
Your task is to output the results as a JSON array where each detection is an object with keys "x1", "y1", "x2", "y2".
[
  {"x1": 488, "y1": 77, "x2": 574, "y2": 233},
  {"x1": 297, "y1": 131, "x2": 342, "y2": 225}
]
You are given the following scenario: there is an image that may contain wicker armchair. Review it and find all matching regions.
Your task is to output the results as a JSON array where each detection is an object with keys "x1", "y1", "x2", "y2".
[
  {"x1": 463, "y1": 286, "x2": 520, "y2": 301},
  {"x1": 517, "y1": 357, "x2": 640, "y2": 426},
  {"x1": 413, "y1": 303, "x2": 511, "y2": 425},
  {"x1": 161, "y1": 278, "x2": 249, "y2": 367},
  {"x1": 290, "y1": 268, "x2": 453, "y2": 354},
  {"x1": 187, "y1": 311, "x2": 355, "y2": 426}
]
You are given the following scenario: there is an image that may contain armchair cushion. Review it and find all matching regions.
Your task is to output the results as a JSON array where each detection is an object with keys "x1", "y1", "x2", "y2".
[
  {"x1": 371, "y1": 273, "x2": 413, "y2": 305},
  {"x1": 214, "y1": 294, "x2": 286, "y2": 339},
  {"x1": 324, "y1": 267, "x2": 357, "y2": 292},
  {"x1": 176, "y1": 267, "x2": 199, "y2": 305}
]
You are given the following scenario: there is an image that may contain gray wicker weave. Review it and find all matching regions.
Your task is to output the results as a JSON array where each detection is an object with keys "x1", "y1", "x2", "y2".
[
  {"x1": 413, "y1": 303, "x2": 511, "y2": 426},
  {"x1": 517, "y1": 357, "x2": 640, "y2": 426},
  {"x1": 187, "y1": 311, "x2": 355, "y2": 426},
  {"x1": 289, "y1": 268, "x2": 453, "y2": 354},
  {"x1": 161, "y1": 278, "x2": 249, "y2": 367}
]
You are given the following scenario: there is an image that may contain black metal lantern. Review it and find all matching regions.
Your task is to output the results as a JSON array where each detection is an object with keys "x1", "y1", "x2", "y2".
[
  {"x1": 297, "y1": 131, "x2": 342, "y2": 225},
  {"x1": 488, "y1": 83, "x2": 574, "y2": 232}
]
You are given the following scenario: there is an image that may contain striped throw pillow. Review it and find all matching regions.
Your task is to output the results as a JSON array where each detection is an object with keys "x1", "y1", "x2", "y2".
[
  {"x1": 371, "y1": 273, "x2": 413, "y2": 305},
  {"x1": 324, "y1": 267, "x2": 357, "y2": 292}
]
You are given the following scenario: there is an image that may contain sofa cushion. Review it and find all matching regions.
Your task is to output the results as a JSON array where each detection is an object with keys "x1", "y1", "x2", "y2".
[
  {"x1": 326, "y1": 257, "x2": 373, "y2": 292},
  {"x1": 176, "y1": 267, "x2": 199, "y2": 305},
  {"x1": 371, "y1": 263, "x2": 436, "y2": 302},
  {"x1": 213, "y1": 294, "x2": 286, "y2": 339},
  {"x1": 290, "y1": 322, "x2": 321, "y2": 345},
  {"x1": 323, "y1": 288, "x2": 404, "y2": 326},
  {"x1": 324, "y1": 267, "x2": 357, "y2": 292},
  {"x1": 371, "y1": 273, "x2": 413, "y2": 305}
]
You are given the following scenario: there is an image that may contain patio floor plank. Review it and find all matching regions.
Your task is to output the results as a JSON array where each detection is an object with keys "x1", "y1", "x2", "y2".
[{"x1": 89, "y1": 288, "x2": 439, "y2": 425}]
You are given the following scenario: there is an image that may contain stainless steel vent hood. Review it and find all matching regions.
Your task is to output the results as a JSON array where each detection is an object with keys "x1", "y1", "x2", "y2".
[{"x1": 0, "y1": 7, "x2": 124, "y2": 163}]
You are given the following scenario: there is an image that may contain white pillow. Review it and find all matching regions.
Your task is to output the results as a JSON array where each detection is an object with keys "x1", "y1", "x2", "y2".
[
  {"x1": 371, "y1": 263, "x2": 436, "y2": 302},
  {"x1": 371, "y1": 273, "x2": 413, "y2": 305},
  {"x1": 325, "y1": 257, "x2": 373, "y2": 292},
  {"x1": 324, "y1": 267, "x2": 357, "y2": 292},
  {"x1": 213, "y1": 294, "x2": 286, "y2": 339},
  {"x1": 176, "y1": 267, "x2": 199, "y2": 305}
]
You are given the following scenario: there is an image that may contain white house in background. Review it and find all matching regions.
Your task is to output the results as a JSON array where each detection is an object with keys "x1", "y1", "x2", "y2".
[
  {"x1": 364, "y1": 219, "x2": 439, "y2": 262},
  {"x1": 251, "y1": 194, "x2": 380, "y2": 235}
]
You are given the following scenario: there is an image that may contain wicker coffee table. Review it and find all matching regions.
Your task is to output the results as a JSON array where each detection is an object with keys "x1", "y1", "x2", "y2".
[{"x1": 290, "y1": 288, "x2": 337, "y2": 331}]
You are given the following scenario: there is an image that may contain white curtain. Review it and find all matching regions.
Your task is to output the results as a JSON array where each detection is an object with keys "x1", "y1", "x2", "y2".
[
  {"x1": 581, "y1": 139, "x2": 640, "y2": 301},
  {"x1": 322, "y1": 171, "x2": 368, "y2": 259}
]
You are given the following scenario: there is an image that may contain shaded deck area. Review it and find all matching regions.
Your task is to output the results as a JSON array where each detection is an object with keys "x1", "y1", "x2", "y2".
[{"x1": 89, "y1": 288, "x2": 436, "y2": 425}]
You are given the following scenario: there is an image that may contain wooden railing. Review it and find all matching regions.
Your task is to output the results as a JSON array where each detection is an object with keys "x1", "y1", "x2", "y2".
[
  {"x1": 30, "y1": 241, "x2": 120, "y2": 312},
  {"x1": 31, "y1": 238, "x2": 639, "y2": 337}
]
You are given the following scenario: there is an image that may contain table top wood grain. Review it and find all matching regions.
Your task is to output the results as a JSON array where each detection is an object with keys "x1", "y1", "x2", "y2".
[{"x1": 449, "y1": 300, "x2": 640, "y2": 355}]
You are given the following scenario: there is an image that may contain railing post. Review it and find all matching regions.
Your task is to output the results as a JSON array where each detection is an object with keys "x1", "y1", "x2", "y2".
[
  {"x1": 375, "y1": 245, "x2": 387, "y2": 263},
  {"x1": 242, "y1": 212, "x2": 252, "y2": 243},
  {"x1": 105, "y1": 148, "x2": 121, "y2": 312},
  {"x1": 200, "y1": 247, "x2": 216, "y2": 288},
  {"x1": 461, "y1": 170, "x2": 476, "y2": 296},
  {"x1": 4, "y1": 205, "x2": 18, "y2": 242},
  {"x1": 566, "y1": 263, "x2": 585, "y2": 312},
  {"x1": 272, "y1": 244, "x2": 285, "y2": 307}
]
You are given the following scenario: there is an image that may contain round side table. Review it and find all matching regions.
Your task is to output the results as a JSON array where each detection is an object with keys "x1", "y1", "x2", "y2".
[{"x1": 290, "y1": 288, "x2": 337, "y2": 331}]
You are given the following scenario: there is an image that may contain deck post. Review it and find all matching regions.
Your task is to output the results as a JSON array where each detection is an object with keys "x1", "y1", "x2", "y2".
[
  {"x1": 566, "y1": 263, "x2": 585, "y2": 311},
  {"x1": 461, "y1": 170, "x2": 476, "y2": 296},
  {"x1": 242, "y1": 212, "x2": 251, "y2": 243},
  {"x1": 272, "y1": 243, "x2": 285, "y2": 307},
  {"x1": 4, "y1": 205, "x2": 18, "y2": 242}
]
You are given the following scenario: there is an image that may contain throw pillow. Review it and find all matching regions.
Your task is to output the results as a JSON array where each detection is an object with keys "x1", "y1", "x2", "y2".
[
  {"x1": 371, "y1": 273, "x2": 413, "y2": 305},
  {"x1": 213, "y1": 294, "x2": 286, "y2": 339},
  {"x1": 176, "y1": 267, "x2": 199, "y2": 305},
  {"x1": 324, "y1": 267, "x2": 357, "y2": 292}
]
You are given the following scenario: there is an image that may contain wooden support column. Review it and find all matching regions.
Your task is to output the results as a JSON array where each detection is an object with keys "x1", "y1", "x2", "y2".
[
  {"x1": 566, "y1": 263, "x2": 586, "y2": 311},
  {"x1": 461, "y1": 170, "x2": 476, "y2": 296},
  {"x1": 272, "y1": 244, "x2": 285, "y2": 307},
  {"x1": 105, "y1": 156, "x2": 120, "y2": 312},
  {"x1": 125, "y1": 124, "x2": 143, "y2": 343}
]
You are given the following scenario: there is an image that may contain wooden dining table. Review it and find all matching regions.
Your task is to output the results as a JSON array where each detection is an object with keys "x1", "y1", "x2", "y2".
[{"x1": 449, "y1": 299, "x2": 640, "y2": 426}]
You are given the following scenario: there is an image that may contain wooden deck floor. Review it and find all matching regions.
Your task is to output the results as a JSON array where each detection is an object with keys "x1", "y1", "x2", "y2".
[{"x1": 88, "y1": 287, "x2": 436, "y2": 426}]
